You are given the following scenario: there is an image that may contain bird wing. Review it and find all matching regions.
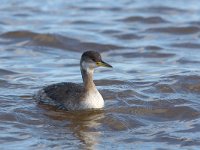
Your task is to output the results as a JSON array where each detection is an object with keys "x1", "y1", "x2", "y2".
[{"x1": 43, "y1": 82, "x2": 83, "y2": 104}]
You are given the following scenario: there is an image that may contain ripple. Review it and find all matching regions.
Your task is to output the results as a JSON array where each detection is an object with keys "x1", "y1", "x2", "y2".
[
  {"x1": 1, "y1": 30, "x2": 123, "y2": 51},
  {"x1": 101, "y1": 29, "x2": 122, "y2": 34},
  {"x1": 71, "y1": 20, "x2": 100, "y2": 25},
  {"x1": 136, "y1": 6, "x2": 187, "y2": 14},
  {"x1": 155, "y1": 84, "x2": 175, "y2": 93},
  {"x1": 152, "y1": 106, "x2": 200, "y2": 121},
  {"x1": 144, "y1": 75, "x2": 200, "y2": 95},
  {"x1": 147, "y1": 26, "x2": 200, "y2": 35},
  {"x1": 112, "y1": 51, "x2": 175, "y2": 58},
  {"x1": 177, "y1": 58, "x2": 200, "y2": 64},
  {"x1": 177, "y1": 123, "x2": 200, "y2": 133},
  {"x1": 110, "y1": 104, "x2": 199, "y2": 121},
  {"x1": 103, "y1": 113, "x2": 144, "y2": 131},
  {"x1": 119, "y1": 16, "x2": 168, "y2": 24},
  {"x1": 80, "y1": 41, "x2": 123, "y2": 51},
  {"x1": 144, "y1": 45, "x2": 163, "y2": 51},
  {"x1": 152, "y1": 133, "x2": 200, "y2": 147},
  {"x1": 189, "y1": 21, "x2": 200, "y2": 26},
  {"x1": 0, "y1": 69, "x2": 18, "y2": 75},
  {"x1": 0, "y1": 112, "x2": 17, "y2": 122},
  {"x1": 1, "y1": 30, "x2": 37, "y2": 39},
  {"x1": 114, "y1": 33, "x2": 143, "y2": 40},
  {"x1": 171, "y1": 42, "x2": 200, "y2": 49},
  {"x1": 81, "y1": 6, "x2": 122, "y2": 12},
  {"x1": 170, "y1": 75, "x2": 200, "y2": 93},
  {"x1": 95, "y1": 79, "x2": 130, "y2": 86}
]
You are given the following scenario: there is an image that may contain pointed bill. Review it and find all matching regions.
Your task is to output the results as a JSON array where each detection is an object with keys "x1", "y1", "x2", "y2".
[{"x1": 96, "y1": 61, "x2": 112, "y2": 68}]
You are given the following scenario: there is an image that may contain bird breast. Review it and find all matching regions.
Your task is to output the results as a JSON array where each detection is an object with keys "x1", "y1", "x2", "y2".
[{"x1": 80, "y1": 89, "x2": 104, "y2": 109}]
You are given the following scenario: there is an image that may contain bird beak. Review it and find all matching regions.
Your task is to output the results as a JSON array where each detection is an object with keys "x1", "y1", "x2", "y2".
[{"x1": 96, "y1": 61, "x2": 112, "y2": 68}]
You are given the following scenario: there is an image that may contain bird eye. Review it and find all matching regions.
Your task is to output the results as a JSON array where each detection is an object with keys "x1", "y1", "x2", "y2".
[{"x1": 91, "y1": 58, "x2": 95, "y2": 62}]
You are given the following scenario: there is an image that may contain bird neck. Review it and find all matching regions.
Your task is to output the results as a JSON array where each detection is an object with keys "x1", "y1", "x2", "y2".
[{"x1": 81, "y1": 68, "x2": 96, "y2": 92}]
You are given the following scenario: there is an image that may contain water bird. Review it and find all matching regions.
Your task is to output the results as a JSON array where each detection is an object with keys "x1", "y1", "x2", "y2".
[{"x1": 35, "y1": 51, "x2": 112, "y2": 110}]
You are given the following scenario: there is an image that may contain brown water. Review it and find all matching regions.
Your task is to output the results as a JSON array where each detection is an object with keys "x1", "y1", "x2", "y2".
[{"x1": 0, "y1": 0, "x2": 200, "y2": 149}]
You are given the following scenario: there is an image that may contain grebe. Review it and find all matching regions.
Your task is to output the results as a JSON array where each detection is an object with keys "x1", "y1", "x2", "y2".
[{"x1": 35, "y1": 51, "x2": 112, "y2": 110}]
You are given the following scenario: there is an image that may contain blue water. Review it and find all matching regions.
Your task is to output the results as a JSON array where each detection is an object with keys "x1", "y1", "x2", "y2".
[{"x1": 0, "y1": 0, "x2": 200, "y2": 149}]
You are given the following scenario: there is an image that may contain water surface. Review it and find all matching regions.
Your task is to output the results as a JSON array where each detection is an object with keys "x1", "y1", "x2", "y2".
[{"x1": 0, "y1": 0, "x2": 200, "y2": 149}]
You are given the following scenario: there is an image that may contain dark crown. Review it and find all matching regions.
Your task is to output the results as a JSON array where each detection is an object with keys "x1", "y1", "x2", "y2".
[{"x1": 81, "y1": 51, "x2": 102, "y2": 62}]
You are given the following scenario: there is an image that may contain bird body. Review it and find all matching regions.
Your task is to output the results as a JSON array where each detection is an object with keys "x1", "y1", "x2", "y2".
[{"x1": 35, "y1": 51, "x2": 112, "y2": 110}]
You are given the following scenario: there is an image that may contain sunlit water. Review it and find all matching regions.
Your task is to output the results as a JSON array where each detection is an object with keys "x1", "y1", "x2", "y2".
[{"x1": 0, "y1": 0, "x2": 200, "y2": 149}]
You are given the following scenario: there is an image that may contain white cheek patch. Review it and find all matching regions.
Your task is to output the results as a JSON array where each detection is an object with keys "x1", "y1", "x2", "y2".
[
  {"x1": 81, "y1": 61, "x2": 96, "y2": 73},
  {"x1": 82, "y1": 61, "x2": 90, "y2": 69}
]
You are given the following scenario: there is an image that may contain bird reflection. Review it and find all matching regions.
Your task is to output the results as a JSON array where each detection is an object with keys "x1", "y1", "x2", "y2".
[
  {"x1": 41, "y1": 105, "x2": 105, "y2": 150},
  {"x1": 70, "y1": 110, "x2": 104, "y2": 149}
]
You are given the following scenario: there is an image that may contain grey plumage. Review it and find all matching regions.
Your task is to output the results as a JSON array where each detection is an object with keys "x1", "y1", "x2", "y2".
[
  {"x1": 34, "y1": 51, "x2": 112, "y2": 110},
  {"x1": 35, "y1": 82, "x2": 84, "y2": 110}
]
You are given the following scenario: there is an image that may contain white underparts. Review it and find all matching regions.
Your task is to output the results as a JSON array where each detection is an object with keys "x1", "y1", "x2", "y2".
[
  {"x1": 80, "y1": 61, "x2": 104, "y2": 109},
  {"x1": 80, "y1": 89, "x2": 104, "y2": 109}
]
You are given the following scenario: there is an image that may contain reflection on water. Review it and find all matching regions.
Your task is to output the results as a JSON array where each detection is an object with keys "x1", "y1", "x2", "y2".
[
  {"x1": 0, "y1": 0, "x2": 200, "y2": 149},
  {"x1": 41, "y1": 106, "x2": 105, "y2": 149}
]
